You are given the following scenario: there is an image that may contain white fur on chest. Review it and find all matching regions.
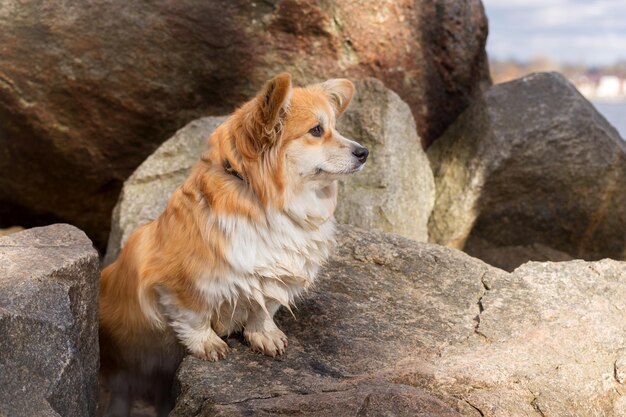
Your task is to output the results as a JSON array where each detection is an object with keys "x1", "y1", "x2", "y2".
[
  {"x1": 196, "y1": 185, "x2": 337, "y2": 316},
  {"x1": 221, "y1": 212, "x2": 335, "y2": 279}
]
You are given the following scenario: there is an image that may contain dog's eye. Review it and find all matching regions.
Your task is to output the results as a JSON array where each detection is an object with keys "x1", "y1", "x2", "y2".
[{"x1": 309, "y1": 125, "x2": 323, "y2": 137}]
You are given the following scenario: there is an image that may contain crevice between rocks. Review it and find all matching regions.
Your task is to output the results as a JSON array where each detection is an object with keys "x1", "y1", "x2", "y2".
[
  {"x1": 218, "y1": 393, "x2": 280, "y2": 406},
  {"x1": 464, "y1": 399, "x2": 485, "y2": 417},
  {"x1": 473, "y1": 270, "x2": 490, "y2": 342},
  {"x1": 531, "y1": 397, "x2": 547, "y2": 417},
  {"x1": 197, "y1": 384, "x2": 359, "y2": 415},
  {"x1": 355, "y1": 393, "x2": 371, "y2": 417}
]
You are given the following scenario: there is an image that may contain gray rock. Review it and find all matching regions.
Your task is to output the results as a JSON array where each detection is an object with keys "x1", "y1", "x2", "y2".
[
  {"x1": 171, "y1": 224, "x2": 490, "y2": 417},
  {"x1": 421, "y1": 259, "x2": 626, "y2": 417},
  {"x1": 0, "y1": 224, "x2": 100, "y2": 417},
  {"x1": 171, "y1": 225, "x2": 626, "y2": 417},
  {"x1": 176, "y1": 379, "x2": 463, "y2": 417},
  {"x1": 428, "y1": 72, "x2": 626, "y2": 269},
  {"x1": 335, "y1": 78, "x2": 435, "y2": 242},
  {"x1": 103, "y1": 116, "x2": 226, "y2": 265}
]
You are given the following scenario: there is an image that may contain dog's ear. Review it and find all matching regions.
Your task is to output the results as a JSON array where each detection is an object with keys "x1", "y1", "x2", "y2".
[
  {"x1": 254, "y1": 72, "x2": 292, "y2": 149},
  {"x1": 320, "y1": 79, "x2": 354, "y2": 117}
]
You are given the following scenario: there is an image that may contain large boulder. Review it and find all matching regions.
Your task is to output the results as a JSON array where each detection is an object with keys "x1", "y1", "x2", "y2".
[
  {"x1": 0, "y1": 224, "x2": 100, "y2": 417},
  {"x1": 171, "y1": 225, "x2": 626, "y2": 417},
  {"x1": 0, "y1": 0, "x2": 490, "y2": 249},
  {"x1": 335, "y1": 78, "x2": 435, "y2": 242},
  {"x1": 104, "y1": 81, "x2": 432, "y2": 264},
  {"x1": 428, "y1": 72, "x2": 626, "y2": 270}
]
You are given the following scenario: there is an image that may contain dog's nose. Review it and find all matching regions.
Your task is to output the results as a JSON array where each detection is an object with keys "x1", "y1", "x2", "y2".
[{"x1": 352, "y1": 146, "x2": 369, "y2": 163}]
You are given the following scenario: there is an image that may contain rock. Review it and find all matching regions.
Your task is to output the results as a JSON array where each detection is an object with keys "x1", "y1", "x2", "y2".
[
  {"x1": 420, "y1": 259, "x2": 626, "y2": 417},
  {"x1": 0, "y1": 0, "x2": 489, "y2": 249},
  {"x1": 335, "y1": 78, "x2": 435, "y2": 242},
  {"x1": 103, "y1": 116, "x2": 226, "y2": 265},
  {"x1": 175, "y1": 379, "x2": 463, "y2": 417},
  {"x1": 428, "y1": 72, "x2": 626, "y2": 269},
  {"x1": 171, "y1": 225, "x2": 626, "y2": 416},
  {"x1": 171, "y1": 225, "x2": 490, "y2": 417},
  {"x1": 0, "y1": 224, "x2": 100, "y2": 417},
  {"x1": 105, "y1": 80, "x2": 432, "y2": 263}
]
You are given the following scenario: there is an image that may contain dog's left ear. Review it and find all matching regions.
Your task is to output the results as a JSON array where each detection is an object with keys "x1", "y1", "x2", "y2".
[
  {"x1": 254, "y1": 72, "x2": 292, "y2": 149},
  {"x1": 320, "y1": 79, "x2": 355, "y2": 117}
]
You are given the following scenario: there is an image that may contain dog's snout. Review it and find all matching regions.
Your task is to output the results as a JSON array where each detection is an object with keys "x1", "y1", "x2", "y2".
[{"x1": 352, "y1": 146, "x2": 369, "y2": 163}]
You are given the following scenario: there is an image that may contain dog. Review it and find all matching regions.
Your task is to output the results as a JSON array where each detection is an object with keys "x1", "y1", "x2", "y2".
[{"x1": 99, "y1": 72, "x2": 368, "y2": 416}]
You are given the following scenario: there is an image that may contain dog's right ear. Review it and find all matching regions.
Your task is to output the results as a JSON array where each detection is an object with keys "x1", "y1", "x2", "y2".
[
  {"x1": 253, "y1": 72, "x2": 292, "y2": 151},
  {"x1": 320, "y1": 78, "x2": 354, "y2": 117}
]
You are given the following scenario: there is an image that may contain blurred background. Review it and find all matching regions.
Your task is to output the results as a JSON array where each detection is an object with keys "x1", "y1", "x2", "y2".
[{"x1": 484, "y1": 0, "x2": 626, "y2": 137}]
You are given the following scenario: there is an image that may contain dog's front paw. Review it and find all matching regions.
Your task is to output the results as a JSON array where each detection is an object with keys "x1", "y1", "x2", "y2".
[
  {"x1": 189, "y1": 335, "x2": 230, "y2": 362},
  {"x1": 244, "y1": 327, "x2": 288, "y2": 357}
]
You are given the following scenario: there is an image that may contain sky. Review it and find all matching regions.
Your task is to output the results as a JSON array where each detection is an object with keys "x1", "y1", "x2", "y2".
[{"x1": 482, "y1": 0, "x2": 626, "y2": 66}]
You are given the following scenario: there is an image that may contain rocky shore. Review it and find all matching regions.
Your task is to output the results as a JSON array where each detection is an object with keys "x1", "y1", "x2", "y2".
[{"x1": 1, "y1": 1, "x2": 625, "y2": 416}]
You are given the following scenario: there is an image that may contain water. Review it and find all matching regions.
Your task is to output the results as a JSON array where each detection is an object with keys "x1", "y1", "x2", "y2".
[{"x1": 592, "y1": 101, "x2": 626, "y2": 140}]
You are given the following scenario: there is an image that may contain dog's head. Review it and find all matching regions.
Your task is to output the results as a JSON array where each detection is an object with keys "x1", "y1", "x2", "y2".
[{"x1": 229, "y1": 73, "x2": 367, "y2": 206}]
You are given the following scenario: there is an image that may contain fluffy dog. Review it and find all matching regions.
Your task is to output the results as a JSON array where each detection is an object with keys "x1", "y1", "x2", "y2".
[{"x1": 99, "y1": 73, "x2": 368, "y2": 416}]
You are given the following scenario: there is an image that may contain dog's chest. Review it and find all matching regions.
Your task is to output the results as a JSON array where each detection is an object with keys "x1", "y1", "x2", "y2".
[{"x1": 219, "y1": 210, "x2": 335, "y2": 281}]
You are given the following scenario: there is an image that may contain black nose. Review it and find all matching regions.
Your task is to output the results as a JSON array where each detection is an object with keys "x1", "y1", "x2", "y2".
[{"x1": 352, "y1": 146, "x2": 369, "y2": 163}]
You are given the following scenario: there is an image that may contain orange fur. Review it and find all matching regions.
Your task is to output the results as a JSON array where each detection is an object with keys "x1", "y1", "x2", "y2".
[{"x1": 99, "y1": 73, "x2": 367, "y2": 416}]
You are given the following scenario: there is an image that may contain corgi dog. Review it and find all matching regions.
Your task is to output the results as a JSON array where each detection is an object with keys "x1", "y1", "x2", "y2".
[{"x1": 99, "y1": 73, "x2": 368, "y2": 416}]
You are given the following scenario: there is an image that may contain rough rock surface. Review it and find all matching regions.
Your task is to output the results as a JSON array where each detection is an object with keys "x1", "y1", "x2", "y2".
[
  {"x1": 103, "y1": 116, "x2": 226, "y2": 265},
  {"x1": 104, "y1": 80, "x2": 429, "y2": 263},
  {"x1": 335, "y1": 78, "x2": 435, "y2": 242},
  {"x1": 0, "y1": 224, "x2": 100, "y2": 417},
  {"x1": 0, "y1": 0, "x2": 489, "y2": 248},
  {"x1": 428, "y1": 72, "x2": 626, "y2": 269},
  {"x1": 172, "y1": 225, "x2": 626, "y2": 417}
]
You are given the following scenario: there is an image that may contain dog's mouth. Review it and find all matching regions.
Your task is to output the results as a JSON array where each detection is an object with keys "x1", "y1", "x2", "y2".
[{"x1": 314, "y1": 162, "x2": 366, "y2": 176}]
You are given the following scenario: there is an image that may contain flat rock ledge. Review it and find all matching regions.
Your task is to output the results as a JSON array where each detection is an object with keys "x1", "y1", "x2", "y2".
[
  {"x1": 0, "y1": 224, "x2": 100, "y2": 417},
  {"x1": 172, "y1": 225, "x2": 626, "y2": 417}
]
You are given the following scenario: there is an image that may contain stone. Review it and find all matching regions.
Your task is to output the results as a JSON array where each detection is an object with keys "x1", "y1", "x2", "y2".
[
  {"x1": 103, "y1": 116, "x2": 226, "y2": 265},
  {"x1": 171, "y1": 225, "x2": 490, "y2": 417},
  {"x1": 0, "y1": 0, "x2": 489, "y2": 249},
  {"x1": 105, "y1": 80, "x2": 432, "y2": 263},
  {"x1": 174, "y1": 379, "x2": 463, "y2": 417},
  {"x1": 170, "y1": 225, "x2": 626, "y2": 416},
  {"x1": 0, "y1": 224, "x2": 100, "y2": 417},
  {"x1": 428, "y1": 72, "x2": 626, "y2": 269},
  {"x1": 335, "y1": 78, "x2": 435, "y2": 242},
  {"x1": 418, "y1": 259, "x2": 626, "y2": 417}
]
